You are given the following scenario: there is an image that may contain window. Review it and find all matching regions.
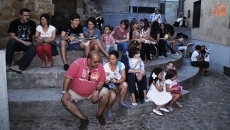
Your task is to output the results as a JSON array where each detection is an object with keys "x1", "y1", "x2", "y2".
[
  {"x1": 193, "y1": 0, "x2": 201, "y2": 28},
  {"x1": 129, "y1": 6, "x2": 156, "y2": 14}
]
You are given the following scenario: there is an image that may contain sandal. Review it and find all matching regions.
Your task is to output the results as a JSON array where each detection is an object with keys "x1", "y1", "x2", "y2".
[
  {"x1": 45, "y1": 62, "x2": 53, "y2": 68},
  {"x1": 175, "y1": 102, "x2": 183, "y2": 108},
  {"x1": 106, "y1": 111, "x2": 115, "y2": 120},
  {"x1": 41, "y1": 62, "x2": 46, "y2": 68}
]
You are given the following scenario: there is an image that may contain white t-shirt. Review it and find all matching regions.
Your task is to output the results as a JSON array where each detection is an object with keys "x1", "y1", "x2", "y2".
[
  {"x1": 165, "y1": 79, "x2": 177, "y2": 88},
  {"x1": 103, "y1": 62, "x2": 125, "y2": 80},
  {"x1": 36, "y1": 25, "x2": 56, "y2": 38},
  {"x1": 191, "y1": 51, "x2": 199, "y2": 61}
]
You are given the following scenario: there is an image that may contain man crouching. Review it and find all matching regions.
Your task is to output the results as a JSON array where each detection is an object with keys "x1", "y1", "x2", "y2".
[{"x1": 61, "y1": 50, "x2": 109, "y2": 129}]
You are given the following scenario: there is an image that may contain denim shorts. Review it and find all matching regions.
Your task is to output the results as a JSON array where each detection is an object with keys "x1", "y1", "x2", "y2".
[{"x1": 66, "y1": 42, "x2": 83, "y2": 51}]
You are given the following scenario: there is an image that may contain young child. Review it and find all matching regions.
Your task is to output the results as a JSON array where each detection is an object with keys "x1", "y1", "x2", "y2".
[
  {"x1": 102, "y1": 25, "x2": 117, "y2": 53},
  {"x1": 147, "y1": 68, "x2": 172, "y2": 116},
  {"x1": 128, "y1": 48, "x2": 145, "y2": 81},
  {"x1": 165, "y1": 69, "x2": 183, "y2": 111}
]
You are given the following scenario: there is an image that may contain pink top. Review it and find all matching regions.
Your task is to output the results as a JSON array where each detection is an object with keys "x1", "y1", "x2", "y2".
[
  {"x1": 102, "y1": 33, "x2": 115, "y2": 46},
  {"x1": 113, "y1": 26, "x2": 130, "y2": 40},
  {"x1": 65, "y1": 58, "x2": 105, "y2": 97}
]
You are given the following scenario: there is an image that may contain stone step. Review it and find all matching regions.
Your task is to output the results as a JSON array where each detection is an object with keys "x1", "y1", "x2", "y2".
[
  {"x1": 7, "y1": 55, "x2": 182, "y2": 89},
  {"x1": 8, "y1": 59, "x2": 199, "y2": 119}
]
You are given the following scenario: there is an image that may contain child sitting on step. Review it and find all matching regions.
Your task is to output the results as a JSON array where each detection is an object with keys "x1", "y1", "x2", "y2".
[
  {"x1": 102, "y1": 25, "x2": 117, "y2": 53},
  {"x1": 147, "y1": 68, "x2": 172, "y2": 116},
  {"x1": 165, "y1": 69, "x2": 183, "y2": 111},
  {"x1": 128, "y1": 48, "x2": 145, "y2": 81}
]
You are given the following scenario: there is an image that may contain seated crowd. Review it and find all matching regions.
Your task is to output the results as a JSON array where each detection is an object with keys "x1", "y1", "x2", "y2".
[{"x1": 6, "y1": 8, "x2": 200, "y2": 129}]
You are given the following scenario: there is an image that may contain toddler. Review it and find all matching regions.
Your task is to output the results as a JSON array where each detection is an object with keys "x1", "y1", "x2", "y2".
[
  {"x1": 165, "y1": 69, "x2": 183, "y2": 111},
  {"x1": 102, "y1": 26, "x2": 117, "y2": 53},
  {"x1": 128, "y1": 48, "x2": 144, "y2": 81}
]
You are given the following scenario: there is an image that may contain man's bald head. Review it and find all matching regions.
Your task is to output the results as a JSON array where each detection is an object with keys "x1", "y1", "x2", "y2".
[{"x1": 87, "y1": 50, "x2": 100, "y2": 59}]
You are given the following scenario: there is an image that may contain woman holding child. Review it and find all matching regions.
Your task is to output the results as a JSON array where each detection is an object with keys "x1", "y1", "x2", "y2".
[
  {"x1": 83, "y1": 17, "x2": 109, "y2": 58},
  {"x1": 104, "y1": 50, "x2": 130, "y2": 120}
]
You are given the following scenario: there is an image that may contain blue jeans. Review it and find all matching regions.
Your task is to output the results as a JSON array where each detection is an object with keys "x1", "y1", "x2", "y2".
[{"x1": 117, "y1": 42, "x2": 129, "y2": 54}]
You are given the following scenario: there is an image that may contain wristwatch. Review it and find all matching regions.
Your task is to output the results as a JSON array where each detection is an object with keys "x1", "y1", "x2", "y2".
[{"x1": 62, "y1": 91, "x2": 67, "y2": 94}]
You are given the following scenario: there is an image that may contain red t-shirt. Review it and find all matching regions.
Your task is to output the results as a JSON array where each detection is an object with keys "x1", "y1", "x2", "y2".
[{"x1": 65, "y1": 58, "x2": 105, "y2": 97}]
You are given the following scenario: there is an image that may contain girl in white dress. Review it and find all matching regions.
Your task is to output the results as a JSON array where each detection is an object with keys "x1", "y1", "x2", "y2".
[{"x1": 147, "y1": 68, "x2": 172, "y2": 116}]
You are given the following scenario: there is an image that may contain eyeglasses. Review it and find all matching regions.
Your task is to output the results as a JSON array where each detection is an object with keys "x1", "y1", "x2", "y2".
[
  {"x1": 23, "y1": 15, "x2": 30, "y2": 17},
  {"x1": 88, "y1": 70, "x2": 91, "y2": 81},
  {"x1": 90, "y1": 58, "x2": 100, "y2": 64}
]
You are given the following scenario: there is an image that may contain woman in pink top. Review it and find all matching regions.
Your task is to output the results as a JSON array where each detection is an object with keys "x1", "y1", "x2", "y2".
[{"x1": 111, "y1": 19, "x2": 130, "y2": 54}]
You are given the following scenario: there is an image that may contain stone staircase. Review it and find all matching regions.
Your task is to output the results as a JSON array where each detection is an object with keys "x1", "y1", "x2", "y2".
[{"x1": 7, "y1": 50, "x2": 199, "y2": 119}]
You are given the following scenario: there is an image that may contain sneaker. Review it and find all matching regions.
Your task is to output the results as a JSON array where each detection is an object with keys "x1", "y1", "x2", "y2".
[
  {"x1": 120, "y1": 102, "x2": 131, "y2": 108},
  {"x1": 10, "y1": 65, "x2": 22, "y2": 74},
  {"x1": 106, "y1": 111, "x2": 115, "y2": 120},
  {"x1": 159, "y1": 107, "x2": 170, "y2": 112},
  {"x1": 167, "y1": 106, "x2": 174, "y2": 112},
  {"x1": 153, "y1": 109, "x2": 163, "y2": 116},
  {"x1": 144, "y1": 99, "x2": 149, "y2": 102},
  {"x1": 96, "y1": 115, "x2": 106, "y2": 125},
  {"x1": 78, "y1": 118, "x2": 89, "y2": 130},
  {"x1": 131, "y1": 103, "x2": 137, "y2": 106},
  {"x1": 175, "y1": 52, "x2": 179, "y2": 55},
  {"x1": 158, "y1": 56, "x2": 165, "y2": 58},
  {"x1": 166, "y1": 52, "x2": 171, "y2": 55},
  {"x1": 63, "y1": 64, "x2": 69, "y2": 71}
]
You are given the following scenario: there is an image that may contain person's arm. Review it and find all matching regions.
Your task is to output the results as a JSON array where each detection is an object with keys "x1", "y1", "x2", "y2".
[
  {"x1": 9, "y1": 33, "x2": 32, "y2": 46},
  {"x1": 116, "y1": 68, "x2": 126, "y2": 83},
  {"x1": 155, "y1": 81, "x2": 163, "y2": 92},
  {"x1": 44, "y1": 29, "x2": 56, "y2": 43},
  {"x1": 62, "y1": 76, "x2": 72, "y2": 92}
]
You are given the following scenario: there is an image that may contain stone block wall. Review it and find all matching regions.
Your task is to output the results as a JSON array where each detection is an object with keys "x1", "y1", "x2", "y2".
[
  {"x1": 184, "y1": 0, "x2": 230, "y2": 46},
  {"x1": 0, "y1": 0, "x2": 54, "y2": 49}
]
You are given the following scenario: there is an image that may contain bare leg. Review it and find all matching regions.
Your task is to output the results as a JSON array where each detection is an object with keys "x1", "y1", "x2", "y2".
[
  {"x1": 107, "y1": 90, "x2": 116, "y2": 112},
  {"x1": 60, "y1": 40, "x2": 68, "y2": 64},
  {"x1": 143, "y1": 90, "x2": 148, "y2": 100},
  {"x1": 90, "y1": 39, "x2": 109, "y2": 58},
  {"x1": 155, "y1": 104, "x2": 166, "y2": 111},
  {"x1": 61, "y1": 95, "x2": 86, "y2": 119},
  {"x1": 117, "y1": 82, "x2": 128, "y2": 103},
  {"x1": 97, "y1": 89, "x2": 109, "y2": 116},
  {"x1": 169, "y1": 93, "x2": 180, "y2": 107},
  {"x1": 130, "y1": 93, "x2": 136, "y2": 104}
]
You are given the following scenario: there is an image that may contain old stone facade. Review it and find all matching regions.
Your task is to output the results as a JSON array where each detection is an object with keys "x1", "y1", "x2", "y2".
[{"x1": 0, "y1": 0, "x2": 54, "y2": 49}]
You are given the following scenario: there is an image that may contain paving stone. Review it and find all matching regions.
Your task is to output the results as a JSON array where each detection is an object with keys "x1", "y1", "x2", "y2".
[{"x1": 9, "y1": 71, "x2": 230, "y2": 129}]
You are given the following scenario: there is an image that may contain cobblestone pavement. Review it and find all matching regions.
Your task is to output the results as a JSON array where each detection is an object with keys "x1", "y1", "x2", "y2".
[{"x1": 10, "y1": 71, "x2": 230, "y2": 130}]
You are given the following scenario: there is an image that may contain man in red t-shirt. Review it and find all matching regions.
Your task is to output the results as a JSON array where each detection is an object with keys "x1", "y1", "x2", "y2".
[{"x1": 61, "y1": 50, "x2": 109, "y2": 129}]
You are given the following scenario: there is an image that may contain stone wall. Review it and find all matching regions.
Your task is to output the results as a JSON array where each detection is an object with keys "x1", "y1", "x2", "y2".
[
  {"x1": 0, "y1": 0, "x2": 54, "y2": 49},
  {"x1": 183, "y1": 0, "x2": 230, "y2": 46}
]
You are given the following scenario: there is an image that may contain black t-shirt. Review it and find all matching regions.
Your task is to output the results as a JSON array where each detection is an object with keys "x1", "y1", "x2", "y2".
[
  {"x1": 150, "y1": 30, "x2": 159, "y2": 40},
  {"x1": 62, "y1": 22, "x2": 83, "y2": 37},
  {"x1": 8, "y1": 19, "x2": 36, "y2": 42}
]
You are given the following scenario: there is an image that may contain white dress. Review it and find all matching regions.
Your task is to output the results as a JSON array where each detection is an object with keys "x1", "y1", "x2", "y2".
[{"x1": 147, "y1": 80, "x2": 172, "y2": 105}]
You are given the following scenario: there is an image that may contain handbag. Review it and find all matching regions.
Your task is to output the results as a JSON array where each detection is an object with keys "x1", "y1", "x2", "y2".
[{"x1": 171, "y1": 83, "x2": 182, "y2": 94}]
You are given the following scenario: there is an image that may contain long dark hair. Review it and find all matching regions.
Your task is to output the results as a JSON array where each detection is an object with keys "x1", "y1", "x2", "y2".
[
  {"x1": 140, "y1": 18, "x2": 149, "y2": 31},
  {"x1": 150, "y1": 21, "x2": 160, "y2": 37},
  {"x1": 149, "y1": 68, "x2": 163, "y2": 86},
  {"x1": 165, "y1": 69, "x2": 177, "y2": 80}
]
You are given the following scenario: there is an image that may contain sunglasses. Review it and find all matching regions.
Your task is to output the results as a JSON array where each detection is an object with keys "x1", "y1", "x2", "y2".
[
  {"x1": 88, "y1": 70, "x2": 91, "y2": 81},
  {"x1": 90, "y1": 58, "x2": 100, "y2": 64}
]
